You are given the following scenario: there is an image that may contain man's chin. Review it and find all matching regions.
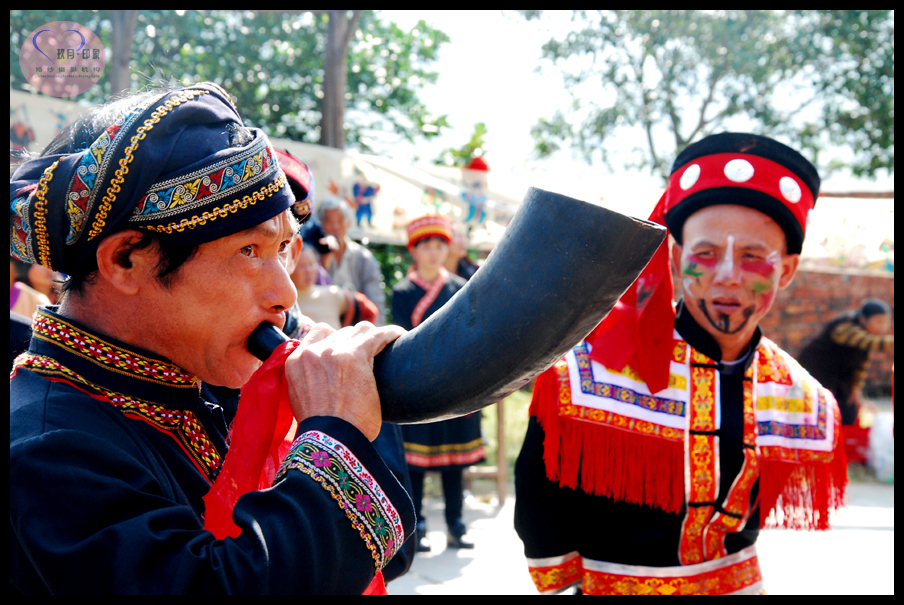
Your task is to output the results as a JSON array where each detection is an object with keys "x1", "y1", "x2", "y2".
[
  {"x1": 205, "y1": 356, "x2": 263, "y2": 390},
  {"x1": 698, "y1": 299, "x2": 757, "y2": 336}
]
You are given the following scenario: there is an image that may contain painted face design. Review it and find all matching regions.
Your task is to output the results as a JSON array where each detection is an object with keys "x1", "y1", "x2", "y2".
[{"x1": 680, "y1": 237, "x2": 782, "y2": 335}]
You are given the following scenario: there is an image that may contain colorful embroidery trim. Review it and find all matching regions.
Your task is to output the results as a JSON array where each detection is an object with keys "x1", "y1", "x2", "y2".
[
  {"x1": 581, "y1": 546, "x2": 764, "y2": 595},
  {"x1": 136, "y1": 172, "x2": 288, "y2": 235},
  {"x1": 527, "y1": 547, "x2": 764, "y2": 595},
  {"x1": 131, "y1": 138, "x2": 279, "y2": 221},
  {"x1": 678, "y1": 351, "x2": 719, "y2": 566},
  {"x1": 573, "y1": 342, "x2": 686, "y2": 417},
  {"x1": 14, "y1": 353, "x2": 222, "y2": 481},
  {"x1": 10, "y1": 191, "x2": 35, "y2": 263},
  {"x1": 702, "y1": 367, "x2": 760, "y2": 561},
  {"x1": 276, "y1": 430, "x2": 405, "y2": 571},
  {"x1": 564, "y1": 337, "x2": 834, "y2": 456},
  {"x1": 558, "y1": 358, "x2": 685, "y2": 442},
  {"x1": 526, "y1": 552, "x2": 582, "y2": 594},
  {"x1": 32, "y1": 159, "x2": 60, "y2": 268},
  {"x1": 65, "y1": 102, "x2": 152, "y2": 245},
  {"x1": 31, "y1": 313, "x2": 198, "y2": 388},
  {"x1": 404, "y1": 437, "x2": 486, "y2": 468}
]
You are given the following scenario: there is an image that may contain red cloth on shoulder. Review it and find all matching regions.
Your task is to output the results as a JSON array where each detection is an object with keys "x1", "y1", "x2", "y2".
[{"x1": 588, "y1": 191, "x2": 676, "y2": 394}]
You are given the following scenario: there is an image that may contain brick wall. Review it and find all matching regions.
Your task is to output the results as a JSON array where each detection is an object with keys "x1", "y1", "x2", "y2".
[{"x1": 759, "y1": 269, "x2": 895, "y2": 396}]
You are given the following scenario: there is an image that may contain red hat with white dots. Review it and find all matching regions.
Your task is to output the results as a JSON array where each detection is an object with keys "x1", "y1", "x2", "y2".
[{"x1": 663, "y1": 133, "x2": 820, "y2": 255}]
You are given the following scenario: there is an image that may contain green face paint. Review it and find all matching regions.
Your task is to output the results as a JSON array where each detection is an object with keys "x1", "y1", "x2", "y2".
[
  {"x1": 751, "y1": 280, "x2": 772, "y2": 295},
  {"x1": 682, "y1": 262, "x2": 705, "y2": 281}
]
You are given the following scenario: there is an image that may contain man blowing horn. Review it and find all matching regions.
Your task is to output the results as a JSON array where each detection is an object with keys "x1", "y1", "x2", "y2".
[{"x1": 10, "y1": 83, "x2": 413, "y2": 594}]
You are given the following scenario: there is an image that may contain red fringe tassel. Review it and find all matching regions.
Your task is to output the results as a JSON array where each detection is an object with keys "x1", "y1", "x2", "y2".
[
  {"x1": 531, "y1": 369, "x2": 685, "y2": 514},
  {"x1": 759, "y1": 436, "x2": 848, "y2": 530},
  {"x1": 530, "y1": 368, "x2": 848, "y2": 525}
]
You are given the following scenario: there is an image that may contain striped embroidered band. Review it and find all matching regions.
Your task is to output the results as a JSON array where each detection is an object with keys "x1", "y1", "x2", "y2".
[{"x1": 10, "y1": 82, "x2": 294, "y2": 273}]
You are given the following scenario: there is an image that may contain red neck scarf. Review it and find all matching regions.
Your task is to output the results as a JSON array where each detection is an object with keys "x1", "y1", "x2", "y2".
[
  {"x1": 407, "y1": 265, "x2": 449, "y2": 328},
  {"x1": 202, "y1": 340, "x2": 387, "y2": 594},
  {"x1": 587, "y1": 191, "x2": 676, "y2": 394}
]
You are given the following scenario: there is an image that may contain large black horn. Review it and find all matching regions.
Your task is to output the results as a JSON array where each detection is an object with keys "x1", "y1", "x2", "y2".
[
  {"x1": 374, "y1": 187, "x2": 664, "y2": 423},
  {"x1": 248, "y1": 187, "x2": 665, "y2": 424}
]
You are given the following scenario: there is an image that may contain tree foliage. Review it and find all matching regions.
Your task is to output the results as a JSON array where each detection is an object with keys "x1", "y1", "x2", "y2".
[
  {"x1": 432, "y1": 122, "x2": 488, "y2": 166},
  {"x1": 523, "y1": 10, "x2": 893, "y2": 180},
  {"x1": 10, "y1": 10, "x2": 450, "y2": 152}
]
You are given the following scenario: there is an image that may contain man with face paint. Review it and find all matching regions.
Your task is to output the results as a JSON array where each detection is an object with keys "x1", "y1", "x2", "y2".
[{"x1": 514, "y1": 133, "x2": 847, "y2": 595}]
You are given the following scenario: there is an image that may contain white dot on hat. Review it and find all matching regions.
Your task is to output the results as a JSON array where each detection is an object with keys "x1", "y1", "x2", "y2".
[
  {"x1": 724, "y1": 159, "x2": 755, "y2": 182},
  {"x1": 779, "y1": 176, "x2": 802, "y2": 203},
  {"x1": 679, "y1": 164, "x2": 700, "y2": 190}
]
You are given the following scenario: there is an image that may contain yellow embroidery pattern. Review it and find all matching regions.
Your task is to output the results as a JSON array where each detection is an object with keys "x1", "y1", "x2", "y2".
[{"x1": 87, "y1": 89, "x2": 210, "y2": 241}]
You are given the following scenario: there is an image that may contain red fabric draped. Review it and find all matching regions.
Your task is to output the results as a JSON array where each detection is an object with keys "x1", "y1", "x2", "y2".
[
  {"x1": 202, "y1": 339, "x2": 387, "y2": 594},
  {"x1": 588, "y1": 191, "x2": 676, "y2": 394},
  {"x1": 203, "y1": 340, "x2": 300, "y2": 539}
]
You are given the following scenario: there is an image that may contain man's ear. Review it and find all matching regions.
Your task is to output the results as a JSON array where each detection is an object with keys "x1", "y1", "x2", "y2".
[
  {"x1": 286, "y1": 236, "x2": 304, "y2": 275},
  {"x1": 95, "y1": 230, "x2": 157, "y2": 295},
  {"x1": 671, "y1": 241, "x2": 683, "y2": 278},
  {"x1": 778, "y1": 253, "x2": 800, "y2": 290}
]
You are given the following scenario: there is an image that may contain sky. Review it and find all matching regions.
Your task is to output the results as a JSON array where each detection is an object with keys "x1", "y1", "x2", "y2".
[{"x1": 374, "y1": 10, "x2": 893, "y2": 210}]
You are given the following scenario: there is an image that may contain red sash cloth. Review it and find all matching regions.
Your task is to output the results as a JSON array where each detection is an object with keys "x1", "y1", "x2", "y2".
[
  {"x1": 588, "y1": 191, "x2": 676, "y2": 394},
  {"x1": 408, "y1": 266, "x2": 448, "y2": 328},
  {"x1": 202, "y1": 339, "x2": 387, "y2": 594}
]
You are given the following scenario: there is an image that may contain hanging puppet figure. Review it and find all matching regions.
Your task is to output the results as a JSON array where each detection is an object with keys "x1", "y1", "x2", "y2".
[
  {"x1": 460, "y1": 156, "x2": 490, "y2": 225},
  {"x1": 352, "y1": 172, "x2": 380, "y2": 228}
]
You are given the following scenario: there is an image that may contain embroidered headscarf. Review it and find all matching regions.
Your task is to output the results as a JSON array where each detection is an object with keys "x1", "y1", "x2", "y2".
[
  {"x1": 10, "y1": 83, "x2": 294, "y2": 274},
  {"x1": 590, "y1": 133, "x2": 821, "y2": 393}
]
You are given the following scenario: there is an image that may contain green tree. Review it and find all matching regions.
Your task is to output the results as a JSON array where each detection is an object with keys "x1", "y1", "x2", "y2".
[
  {"x1": 433, "y1": 122, "x2": 488, "y2": 166},
  {"x1": 523, "y1": 10, "x2": 893, "y2": 180},
  {"x1": 10, "y1": 10, "x2": 450, "y2": 152}
]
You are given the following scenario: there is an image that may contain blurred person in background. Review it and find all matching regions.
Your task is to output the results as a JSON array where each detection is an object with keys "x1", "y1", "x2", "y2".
[
  {"x1": 315, "y1": 196, "x2": 386, "y2": 325},
  {"x1": 10, "y1": 256, "x2": 50, "y2": 318},
  {"x1": 798, "y1": 299, "x2": 894, "y2": 426},
  {"x1": 288, "y1": 244, "x2": 379, "y2": 330},
  {"x1": 443, "y1": 221, "x2": 479, "y2": 281},
  {"x1": 393, "y1": 215, "x2": 485, "y2": 552}
]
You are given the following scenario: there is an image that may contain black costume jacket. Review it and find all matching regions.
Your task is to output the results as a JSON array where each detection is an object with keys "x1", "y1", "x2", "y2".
[
  {"x1": 10, "y1": 308, "x2": 415, "y2": 594},
  {"x1": 515, "y1": 304, "x2": 761, "y2": 566}
]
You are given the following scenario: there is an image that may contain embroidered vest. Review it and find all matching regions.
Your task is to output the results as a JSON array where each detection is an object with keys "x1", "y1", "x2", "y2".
[{"x1": 531, "y1": 331, "x2": 846, "y2": 558}]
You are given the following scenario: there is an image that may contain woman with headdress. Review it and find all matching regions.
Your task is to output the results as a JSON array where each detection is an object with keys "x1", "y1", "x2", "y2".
[{"x1": 392, "y1": 215, "x2": 485, "y2": 552}]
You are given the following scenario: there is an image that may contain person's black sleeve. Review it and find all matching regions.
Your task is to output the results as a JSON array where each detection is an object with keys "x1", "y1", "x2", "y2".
[{"x1": 11, "y1": 380, "x2": 415, "y2": 595}]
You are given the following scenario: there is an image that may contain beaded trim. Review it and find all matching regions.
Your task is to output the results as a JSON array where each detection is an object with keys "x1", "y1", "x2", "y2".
[
  {"x1": 30, "y1": 312, "x2": 198, "y2": 387},
  {"x1": 32, "y1": 159, "x2": 62, "y2": 269},
  {"x1": 14, "y1": 353, "x2": 222, "y2": 481},
  {"x1": 276, "y1": 430, "x2": 405, "y2": 571},
  {"x1": 86, "y1": 89, "x2": 211, "y2": 241},
  {"x1": 137, "y1": 172, "x2": 288, "y2": 235}
]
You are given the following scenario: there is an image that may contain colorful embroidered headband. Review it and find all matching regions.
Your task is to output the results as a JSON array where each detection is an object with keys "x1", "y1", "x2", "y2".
[
  {"x1": 10, "y1": 83, "x2": 294, "y2": 274},
  {"x1": 663, "y1": 133, "x2": 820, "y2": 255},
  {"x1": 407, "y1": 214, "x2": 452, "y2": 248}
]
